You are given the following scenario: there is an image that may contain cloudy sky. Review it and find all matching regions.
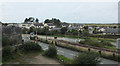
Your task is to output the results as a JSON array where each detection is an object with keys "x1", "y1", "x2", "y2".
[{"x1": 0, "y1": 0, "x2": 119, "y2": 23}]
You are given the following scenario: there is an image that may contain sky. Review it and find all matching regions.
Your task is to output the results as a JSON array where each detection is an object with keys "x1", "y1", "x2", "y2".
[{"x1": 0, "y1": 0, "x2": 119, "y2": 23}]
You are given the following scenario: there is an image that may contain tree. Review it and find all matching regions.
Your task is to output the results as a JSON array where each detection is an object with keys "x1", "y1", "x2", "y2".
[
  {"x1": 28, "y1": 17, "x2": 35, "y2": 22},
  {"x1": 82, "y1": 30, "x2": 90, "y2": 37},
  {"x1": 44, "y1": 18, "x2": 62, "y2": 27},
  {"x1": 24, "y1": 18, "x2": 28, "y2": 23},
  {"x1": 61, "y1": 27, "x2": 68, "y2": 34},
  {"x1": 35, "y1": 18, "x2": 39, "y2": 23},
  {"x1": 72, "y1": 52, "x2": 101, "y2": 64},
  {"x1": 52, "y1": 18, "x2": 61, "y2": 27},
  {"x1": 29, "y1": 27, "x2": 35, "y2": 33},
  {"x1": 84, "y1": 26, "x2": 89, "y2": 30},
  {"x1": 93, "y1": 28, "x2": 98, "y2": 34},
  {"x1": 44, "y1": 19, "x2": 51, "y2": 23},
  {"x1": 44, "y1": 45, "x2": 57, "y2": 57}
]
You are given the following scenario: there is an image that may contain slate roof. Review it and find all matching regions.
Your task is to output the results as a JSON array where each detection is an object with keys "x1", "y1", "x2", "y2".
[
  {"x1": 49, "y1": 28, "x2": 61, "y2": 31},
  {"x1": 34, "y1": 23, "x2": 44, "y2": 26},
  {"x1": 47, "y1": 23, "x2": 54, "y2": 26},
  {"x1": 103, "y1": 28, "x2": 119, "y2": 34}
]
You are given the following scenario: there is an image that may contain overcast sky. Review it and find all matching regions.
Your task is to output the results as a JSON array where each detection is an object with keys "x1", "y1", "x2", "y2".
[{"x1": 0, "y1": 0, "x2": 119, "y2": 23}]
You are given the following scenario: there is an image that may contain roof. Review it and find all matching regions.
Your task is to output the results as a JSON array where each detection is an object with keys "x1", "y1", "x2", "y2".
[
  {"x1": 49, "y1": 28, "x2": 61, "y2": 31},
  {"x1": 61, "y1": 23, "x2": 69, "y2": 26},
  {"x1": 34, "y1": 23, "x2": 44, "y2": 26},
  {"x1": 68, "y1": 27, "x2": 81, "y2": 30},
  {"x1": 47, "y1": 23, "x2": 54, "y2": 26},
  {"x1": 103, "y1": 28, "x2": 119, "y2": 34},
  {"x1": 72, "y1": 24, "x2": 84, "y2": 26}
]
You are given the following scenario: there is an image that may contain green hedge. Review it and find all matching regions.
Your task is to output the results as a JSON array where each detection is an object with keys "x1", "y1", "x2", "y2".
[
  {"x1": 79, "y1": 39, "x2": 113, "y2": 48},
  {"x1": 2, "y1": 46, "x2": 15, "y2": 62},
  {"x1": 43, "y1": 45, "x2": 57, "y2": 58},
  {"x1": 72, "y1": 52, "x2": 101, "y2": 64},
  {"x1": 57, "y1": 55, "x2": 72, "y2": 64},
  {"x1": 19, "y1": 41, "x2": 42, "y2": 52}
]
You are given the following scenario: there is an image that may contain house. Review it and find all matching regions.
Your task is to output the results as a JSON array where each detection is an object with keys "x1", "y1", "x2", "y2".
[
  {"x1": 61, "y1": 23, "x2": 69, "y2": 27},
  {"x1": 34, "y1": 23, "x2": 44, "y2": 28},
  {"x1": 44, "y1": 23, "x2": 55, "y2": 28},
  {"x1": 49, "y1": 28, "x2": 61, "y2": 31},
  {"x1": 69, "y1": 23, "x2": 84, "y2": 28},
  {"x1": 97, "y1": 28, "x2": 106, "y2": 32},
  {"x1": 18, "y1": 23, "x2": 35, "y2": 29},
  {"x1": 18, "y1": 23, "x2": 29, "y2": 29},
  {"x1": 103, "y1": 28, "x2": 119, "y2": 35}
]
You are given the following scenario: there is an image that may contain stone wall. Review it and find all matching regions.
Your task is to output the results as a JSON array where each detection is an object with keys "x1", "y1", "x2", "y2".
[{"x1": 2, "y1": 25, "x2": 22, "y2": 45}]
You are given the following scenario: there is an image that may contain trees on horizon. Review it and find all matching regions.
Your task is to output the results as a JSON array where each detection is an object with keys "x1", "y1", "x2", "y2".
[{"x1": 24, "y1": 17, "x2": 39, "y2": 23}]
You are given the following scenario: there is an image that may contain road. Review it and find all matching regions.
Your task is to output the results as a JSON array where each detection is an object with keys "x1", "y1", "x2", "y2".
[
  {"x1": 22, "y1": 34, "x2": 119, "y2": 64},
  {"x1": 29, "y1": 34, "x2": 117, "y2": 46}
]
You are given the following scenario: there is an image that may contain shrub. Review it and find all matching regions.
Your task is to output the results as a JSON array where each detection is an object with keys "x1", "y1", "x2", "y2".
[
  {"x1": 44, "y1": 45, "x2": 57, "y2": 57},
  {"x1": 19, "y1": 41, "x2": 42, "y2": 52},
  {"x1": 72, "y1": 52, "x2": 101, "y2": 64},
  {"x1": 79, "y1": 39, "x2": 114, "y2": 48},
  {"x1": 2, "y1": 46, "x2": 14, "y2": 62},
  {"x1": 30, "y1": 36, "x2": 38, "y2": 40},
  {"x1": 57, "y1": 55, "x2": 72, "y2": 64}
]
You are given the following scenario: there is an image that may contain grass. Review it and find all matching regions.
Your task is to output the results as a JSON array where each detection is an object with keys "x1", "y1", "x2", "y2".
[
  {"x1": 31, "y1": 37, "x2": 120, "y2": 62},
  {"x1": 56, "y1": 55, "x2": 72, "y2": 64}
]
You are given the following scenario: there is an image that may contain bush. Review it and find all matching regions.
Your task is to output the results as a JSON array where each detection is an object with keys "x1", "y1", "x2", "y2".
[
  {"x1": 44, "y1": 45, "x2": 57, "y2": 57},
  {"x1": 19, "y1": 41, "x2": 42, "y2": 52},
  {"x1": 79, "y1": 39, "x2": 114, "y2": 48},
  {"x1": 30, "y1": 36, "x2": 38, "y2": 40},
  {"x1": 72, "y1": 52, "x2": 101, "y2": 64},
  {"x1": 57, "y1": 55, "x2": 72, "y2": 64},
  {"x1": 2, "y1": 46, "x2": 14, "y2": 62}
]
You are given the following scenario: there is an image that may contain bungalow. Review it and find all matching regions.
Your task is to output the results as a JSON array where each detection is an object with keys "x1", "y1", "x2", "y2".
[
  {"x1": 103, "y1": 28, "x2": 119, "y2": 35},
  {"x1": 61, "y1": 23, "x2": 69, "y2": 27},
  {"x1": 69, "y1": 23, "x2": 84, "y2": 28},
  {"x1": 49, "y1": 28, "x2": 61, "y2": 31},
  {"x1": 34, "y1": 23, "x2": 44, "y2": 28},
  {"x1": 18, "y1": 23, "x2": 29, "y2": 29},
  {"x1": 97, "y1": 28, "x2": 106, "y2": 32},
  {"x1": 44, "y1": 23, "x2": 55, "y2": 28}
]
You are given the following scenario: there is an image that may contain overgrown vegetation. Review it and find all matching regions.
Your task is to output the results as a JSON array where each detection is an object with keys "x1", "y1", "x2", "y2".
[
  {"x1": 79, "y1": 38, "x2": 114, "y2": 48},
  {"x1": 18, "y1": 41, "x2": 42, "y2": 52},
  {"x1": 43, "y1": 45, "x2": 57, "y2": 58},
  {"x1": 2, "y1": 46, "x2": 15, "y2": 62},
  {"x1": 72, "y1": 52, "x2": 101, "y2": 64},
  {"x1": 2, "y1": 35, "x2": 17, "y2": 47},
  {"x1": 57, "y1": 55, "x2": 72, "y2": 64}
]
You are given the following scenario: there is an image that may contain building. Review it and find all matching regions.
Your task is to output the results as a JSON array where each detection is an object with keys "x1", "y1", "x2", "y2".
[
  {"x1": 61, "y1": 23, "x2": 69, "y2": 27},
  {"x1": 34, "y1": 23, "x2": 44, "y2": 28},
  {"x1": 44, "y1": 23, "x2": 55, "y2": 28},
  {"x1": 103, "y1": 28, "x2": 119, "y2": 35},
  {"x1": 69, "y1": 23, "x2": 84, "y2": 28},
  {"x1": 49, "y1": 28, "x2": 61, "y2": 31}
]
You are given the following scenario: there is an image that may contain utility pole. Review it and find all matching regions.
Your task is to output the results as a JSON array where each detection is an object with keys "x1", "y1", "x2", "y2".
[
  {"x1": 35, "y1": 26, "x2": 37, "y2": 43},
  {"x1": 46, "y1": 27, "x2": 47, "y2": 41}
]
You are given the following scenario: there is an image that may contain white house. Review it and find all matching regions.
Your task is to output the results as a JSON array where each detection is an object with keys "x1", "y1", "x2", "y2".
[
  {"x1": 44, "y1": 23, "x2": 55, "y2": 28},
  {"x1": 98, "y1": 28, "x2": 106, "y2": 32}
]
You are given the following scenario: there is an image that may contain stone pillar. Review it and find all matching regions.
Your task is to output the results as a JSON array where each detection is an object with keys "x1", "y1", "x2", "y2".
[{"x1": 116, "y1": 38, "x2": 120, "y2": 49}]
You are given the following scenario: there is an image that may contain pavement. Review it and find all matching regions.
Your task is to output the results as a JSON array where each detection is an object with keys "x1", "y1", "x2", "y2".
[{"x1": 22, "y1": 34, "x2": 119, "y2": 64}]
